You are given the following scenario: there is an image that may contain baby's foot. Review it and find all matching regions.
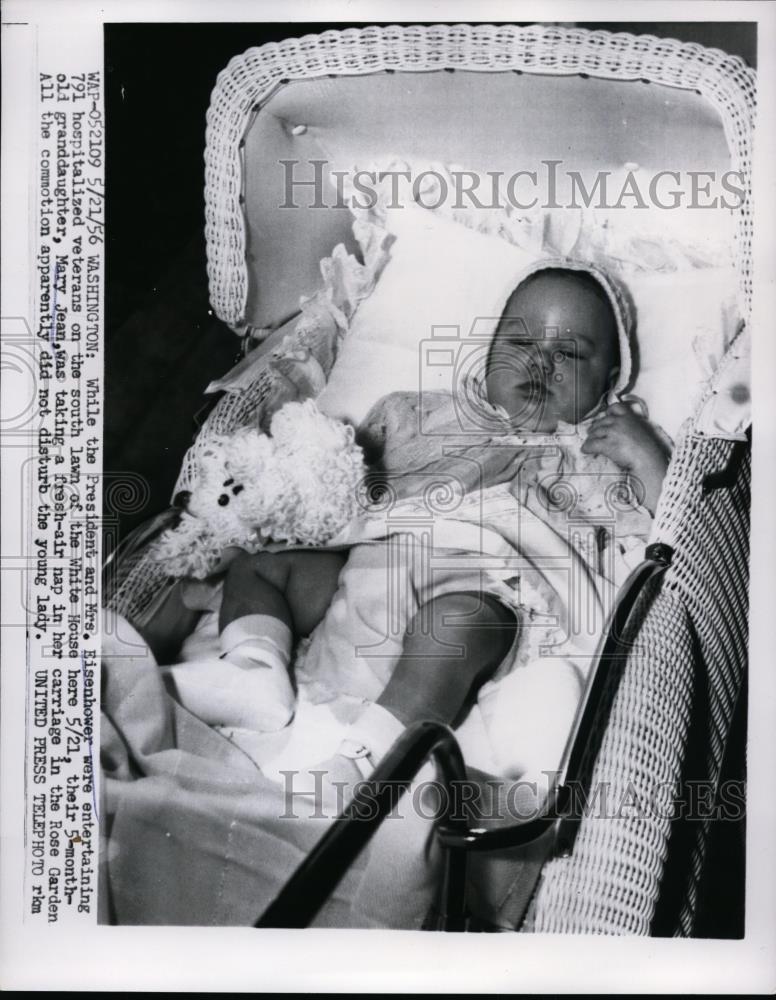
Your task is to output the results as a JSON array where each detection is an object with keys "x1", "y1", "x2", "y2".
[
  {"x1": 218, "y1": 613, "x2": 295, "y2": 730},
  {"x1": 262, "y1": 703, "x2": 407, "y2": 815}
]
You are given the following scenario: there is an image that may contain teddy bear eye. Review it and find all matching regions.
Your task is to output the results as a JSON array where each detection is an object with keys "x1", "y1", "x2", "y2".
[
  {"x1": 232, "y1": 484, "x2": 244, "y2": 495},
  {"x1": 223, "y1": 478, "x2": 234, "y2": 487},
  {"x1": 218, "y1": 494, "x2": 230, "y2": 507}
]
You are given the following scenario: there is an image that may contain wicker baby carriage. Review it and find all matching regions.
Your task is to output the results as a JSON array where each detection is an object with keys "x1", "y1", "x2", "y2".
[{"x1": 104, "y1": 23, "x2": 754, "y2": 935}]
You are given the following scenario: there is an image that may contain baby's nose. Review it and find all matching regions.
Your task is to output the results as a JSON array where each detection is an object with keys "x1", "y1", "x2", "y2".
[
  {"x1": 536, "y1": 350, "x2": 554, "y2": 379},
  {"x1": 540, "y1": 348, "x2": 567, "y2": 381}
]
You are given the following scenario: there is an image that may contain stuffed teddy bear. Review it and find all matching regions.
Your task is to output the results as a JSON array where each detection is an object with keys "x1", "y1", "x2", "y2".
[{"x1": 152, "y1": 399, "x2": 367, "y2": 579}]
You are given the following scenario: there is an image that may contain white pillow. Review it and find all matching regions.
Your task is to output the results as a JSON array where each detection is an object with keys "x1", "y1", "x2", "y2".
[
  {"x1": 626, "y1": 267, "x2": 741, "y2": 439},
  {"x1": 317, "y1": 193, "x2": 741, "y2": 441},
  {"x1": 316, "y1": 202, "x2": 536, "y2": 426}
]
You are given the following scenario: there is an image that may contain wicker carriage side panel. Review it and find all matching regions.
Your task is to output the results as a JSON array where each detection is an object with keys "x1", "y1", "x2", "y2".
[
  {"x1": 527, "y1": 586, "x2": 696, "y2": 935},
  {"x1": 526, "y1": 429, "x2": 750, "y2": 935},
  {"x1": 651, "y1": 432, "x2": 751, "y2": 935}
]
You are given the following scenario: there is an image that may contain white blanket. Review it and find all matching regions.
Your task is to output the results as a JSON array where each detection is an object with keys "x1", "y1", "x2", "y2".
[{"x1": 172, "y1": 483, "x2": 645, "y2": 782}]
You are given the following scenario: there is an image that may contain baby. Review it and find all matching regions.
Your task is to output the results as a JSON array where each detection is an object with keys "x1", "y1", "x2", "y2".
[{"x1": 142, "y1": 265, "x2": 671, "y2": 796}]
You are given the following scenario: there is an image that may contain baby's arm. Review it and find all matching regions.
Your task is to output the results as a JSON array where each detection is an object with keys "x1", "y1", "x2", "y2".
[{"x1": 581, "y1": 402, "x2": 672, "y2": 516}]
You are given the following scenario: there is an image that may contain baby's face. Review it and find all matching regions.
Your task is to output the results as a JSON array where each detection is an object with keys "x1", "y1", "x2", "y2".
[{"x1": 485, "y1": 271, "x2": 620, "y2": 432}]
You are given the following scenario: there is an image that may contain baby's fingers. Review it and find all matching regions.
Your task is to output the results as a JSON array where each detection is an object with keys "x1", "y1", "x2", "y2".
[
  {"x1": 584, "y1": 422, "x2": 612, "y2": 441},
  {"x1": 581, "y1": 431, "x2": 609, "y2": 454},
  {"x1": 587, "y1": 416, "x2": 614, "y2": 434}
]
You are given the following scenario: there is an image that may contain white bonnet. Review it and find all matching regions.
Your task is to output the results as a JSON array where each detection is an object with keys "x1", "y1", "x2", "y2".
[{"x1": 493, "y1": 256, "x2": 634, "y2": 404}]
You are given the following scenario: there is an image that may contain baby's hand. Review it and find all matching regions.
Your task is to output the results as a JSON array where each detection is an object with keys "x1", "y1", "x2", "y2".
[{"x1": 581, "y1": 402, "x2": 672, "y2": 515}]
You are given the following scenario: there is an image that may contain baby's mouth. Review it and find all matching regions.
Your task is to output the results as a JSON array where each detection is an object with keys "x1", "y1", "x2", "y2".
[
  {"x1": 505, "y1": 393, "x2": 553, "y2": 432},
  {"x1": 516, "y1": 382, "x2": 550, "y2": 408}
]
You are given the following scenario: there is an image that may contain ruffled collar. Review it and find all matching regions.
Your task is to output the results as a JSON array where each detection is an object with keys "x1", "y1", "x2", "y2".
[{"x1": 462, "y1": 371, "x2": 607, "y2": 441}]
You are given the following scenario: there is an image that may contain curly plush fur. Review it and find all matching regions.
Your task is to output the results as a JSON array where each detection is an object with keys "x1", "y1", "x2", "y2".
[{"x1": 152, "y1": 400, "x2": 367, "y2": 579}]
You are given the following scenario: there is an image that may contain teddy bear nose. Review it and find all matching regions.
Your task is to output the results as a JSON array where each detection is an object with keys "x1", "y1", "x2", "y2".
[
  {"x1": 173, "y1": 490, "x2": 191, "y2": 509},
  {"x1": 218, "y1": 494, "x2": 230, "y2": 507},
  {"x1": 222, "y1": 478, "x2": 244, "y2": 497}
]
